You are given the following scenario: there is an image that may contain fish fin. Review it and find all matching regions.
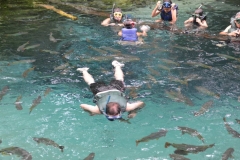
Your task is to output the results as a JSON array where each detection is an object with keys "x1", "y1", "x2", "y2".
[
  {"x1": 59, "y1": 146, "x2": 64, "y2": 152},
  {"x1": 181, "y1": 131, "x2": 185, "y2": 135},
  {"x1": 165, "y1": 142, "x2": 171, "y2": 148}
]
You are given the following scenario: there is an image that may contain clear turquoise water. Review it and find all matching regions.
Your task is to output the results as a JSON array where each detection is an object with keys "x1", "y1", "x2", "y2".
[{"x1": 0, "y1": 1, "x2": 240, "y2": 160}]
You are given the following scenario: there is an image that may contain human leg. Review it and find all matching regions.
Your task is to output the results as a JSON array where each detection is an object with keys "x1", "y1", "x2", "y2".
[
  {"x1": 77, "y1": 68, "x2": 95, "y2": 85},
  {"x1": 112, "y1": 60, "x2": 124, "y2": 81}
]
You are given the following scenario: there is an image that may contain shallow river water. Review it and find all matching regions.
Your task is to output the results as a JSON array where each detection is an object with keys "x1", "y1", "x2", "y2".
[{"x1": 0, "y1": 0, "x2": 240, "y2": 159}]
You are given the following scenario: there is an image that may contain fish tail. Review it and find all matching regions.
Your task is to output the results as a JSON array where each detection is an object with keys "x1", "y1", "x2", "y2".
[
  {"x1": 59, "y1": 146, "x2": 64, "y2": 152},
  {"x1": 165, "y1": 142, "x2": 171, "y2": 148}
]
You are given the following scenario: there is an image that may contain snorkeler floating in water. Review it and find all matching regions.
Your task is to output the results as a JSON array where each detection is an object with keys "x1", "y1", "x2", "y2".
[
  {"x1": 184, "y1": 7, "x2": 208, "y2": 28},
  {"x1": 219, "y1": 12, "x2": 240, "y2": 37},
  {"x1": 77, "y1": 60, "x2": 145, "y2": 121}
]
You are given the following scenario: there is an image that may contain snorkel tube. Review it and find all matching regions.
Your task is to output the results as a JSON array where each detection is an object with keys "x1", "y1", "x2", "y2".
[{"x1": 112, "y1": 3, "x2": 115, "y2": 16}]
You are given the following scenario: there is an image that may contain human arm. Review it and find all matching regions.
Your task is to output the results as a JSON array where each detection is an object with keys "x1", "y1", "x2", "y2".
[
  {"x1": 169, "y1": 9, "x2": 177, "y2": 24},
  {"x1": 118, "y1": 30, "x2": 122, "y2": 36},
  {"x1": 101, "y1": 18, "x2": 113, "y2": 26},
  {"x1": 184, "y1": 17, "x2": 194, "y2": 24},
  {"x1": 151, "y1": 1, "x2": 161, "y2": 17},
  {"x1": 125, "y1": 101, "x2": 145, "y2": 112},
  {"x1": 80, "y1": 104, "x2": 101, "y2": 114},
  {"x1": 219, "y1": 25, "x2": 231, "y2": 36},
  {"x1": 196, "y1": 18, "x2": 208, "y2": 27}
]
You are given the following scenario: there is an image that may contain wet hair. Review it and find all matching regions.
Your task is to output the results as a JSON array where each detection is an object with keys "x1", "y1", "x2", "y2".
[
  {"x1": 106, "y1": 102, "x2": 121, "y2": 115},
  {"x1": 235, "y1": 12, "x2": 240, "y2": 18},
  {"x1": 194, "y1": 8, "x2": 203, "y2": 16},
  {"x1": 123, "y1": 19, "x2": 134, "y2": 29},
  {"x1": 163, "y1": 0, "x2": 172, "y2": 4},
  {"x1": 114, "y1": 8, "x2": 122, "y2": 13}
]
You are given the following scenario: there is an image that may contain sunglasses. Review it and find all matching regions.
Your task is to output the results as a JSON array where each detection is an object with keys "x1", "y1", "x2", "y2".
[
  {"x1": 114, "y1": 12, "x2": 122, "y2": 17},
  {"x1": 103, "y1": 112, "x2": 122, "y2": 120},
  {"x1": 163, "y1": 2, "x2": 171, "y2": 8},
  {"x1": 236, "y1": 19, "x2": 240, "y2": 24}
]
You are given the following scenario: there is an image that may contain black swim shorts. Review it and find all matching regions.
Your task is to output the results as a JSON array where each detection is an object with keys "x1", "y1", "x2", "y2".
[{"x1": 90, "y1": 80, "x2": 125, "y2": 95}]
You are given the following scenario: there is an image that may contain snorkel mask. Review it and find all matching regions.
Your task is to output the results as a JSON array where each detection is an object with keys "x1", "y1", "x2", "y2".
[
  {"x1": 163, "y1": 2, "x2": 171, "y2": 8},
  {"x1": 236, "y1": 18, "x2": 240, "y2": 24}
]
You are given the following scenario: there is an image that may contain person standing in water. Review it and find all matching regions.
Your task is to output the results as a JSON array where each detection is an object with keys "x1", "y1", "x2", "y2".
[
  {"x1": 219, "y1": 12, "x2": 240, "y2": 37},
  {"x1": 77, "y1": 60, "x2": 144, "y2": 121},
  {"x1": 151, "y1": 0, "x2": 178, "y2": 24},
  {"x1": 117, "y1": 19, "x2": 150, "y2": 44},
  {"x1": 184, "y1": 8, "x2": 208, "y2": 28},
  {"x1": 101, "y1": 4, "x2": 128, "y2": 27}
]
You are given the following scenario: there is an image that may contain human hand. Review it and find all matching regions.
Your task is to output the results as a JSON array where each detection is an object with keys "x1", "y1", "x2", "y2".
[
  {"x1": 108, "y1": 23, "x2": 115, "y2": 26},
  {"x1": 228, "y1": 30, "x2": 240, "y2": 37},
  {"x1": 196, "y1": 18, "x2": 201, "y2": 23},
  {"x1": 140, "y1": 25, "x2": 150, "y2": 32}
]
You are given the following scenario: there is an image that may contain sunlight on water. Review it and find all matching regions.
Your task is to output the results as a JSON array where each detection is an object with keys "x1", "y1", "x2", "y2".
[{"x1": 0, "y1": 0, "x2": 240, "y2": 159}]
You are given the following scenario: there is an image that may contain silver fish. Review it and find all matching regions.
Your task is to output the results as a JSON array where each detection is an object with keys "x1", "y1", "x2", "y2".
[
  {"x1": 222, "y1": 148, "x2": 234, "y2": 160},
  {"x1": 119, "y1": 118, "x2": 131, "y2": 124},
  {"x1": 24, "y1": 44, "x2": 40, "y2": 50},
  {"x1": 223, "y1": 117, "x2": 240, "y2": 138},
  {"x1": 194, "y1": 100, "x2": 213, "y2": 116},
  {"x1": 33, "y1": 137, "x2": 64, "y2": 152},
  {"x1": 49, "y1": 32, "x2": 61, "y2": 42},
  {"x1": 8, "y1": 59, "x2": 36, "y2": 66},
  {"x1": 84, "y1": 152, "x2": 95, "y2": 160},
  {"x1": 15, "y1": 95, "x2": 23, "y2": 110},
  {"x1": 44, "y1": 87, "x2": 51, "y2": 97},
  {"x1": 54, "y1": 63, "x2": 69, "y2": 71},
  {"x1": 165, "y1": 142, "x2": 214, "y2": 154},
  {"x1": 41, "y1": 49, "x2": 59, "y2": 54},
  {"x1": 22, "y1": 67, "x2": 35, "y2": 78},
  {"x1": 169, "y1": 154, "x2": 190, "y2": 160},
  {"x1": 17, "y1": 41, "x2": 29, "y2": 52},
  {"x1": 6, "y1": 32, "x2": 28, "y2": 36},
  {"x1": 0, "y1": 146, "x2": 32, "y2": 160},
  {"x1": 29, "y1": 96, "x2": 41, "y2": 114},
  {"x1": 195, "y1": 86, "x2": 220, "y2": 99},
  {"x1": 178, "y1": 126, "x2": 204, "y2": 143},
  {"x1": 0, "y1": 86, "x2": 9, "y2": 101},
  {"x1": 136, "y1": 129, "x2": 167, "y2": 146}
]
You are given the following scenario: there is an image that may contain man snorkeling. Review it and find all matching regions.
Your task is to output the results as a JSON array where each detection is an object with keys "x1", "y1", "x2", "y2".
[
  {"x1": 77, "y1": 61, "x2": 144, "y2": 121},
  {"x1": 184, "y1": 8, "x2": 208, "y2": 28},
  {"x1": 219, "y1": 12, "x2": 240, "y2": 37},
  {"x1": 117, "y1": 19, "x2": 150, "y2": 43},
  {"x1": 151, "y1": 0, "x2": 178, "y2": 24},
  {"x1": 101, "y1": 4, "x2": 127, "y2": 27}
]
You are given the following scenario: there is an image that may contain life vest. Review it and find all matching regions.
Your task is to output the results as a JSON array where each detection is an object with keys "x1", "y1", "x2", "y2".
[
  {"x1": 94, "y1": 90, "x2": 127, "y2": 114},
  {"x1": 160, "y1": 10, "x2": 172, "y2": 21},
  {"x1": 121, "y1": 28, "x2": 138, "y2": 41},
  {"x1": 159, "y1": 5, "x2": 178, "y2": 21},
  {"x1": 228, "y1": 17, "x2": 238, "y2": 33}
]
